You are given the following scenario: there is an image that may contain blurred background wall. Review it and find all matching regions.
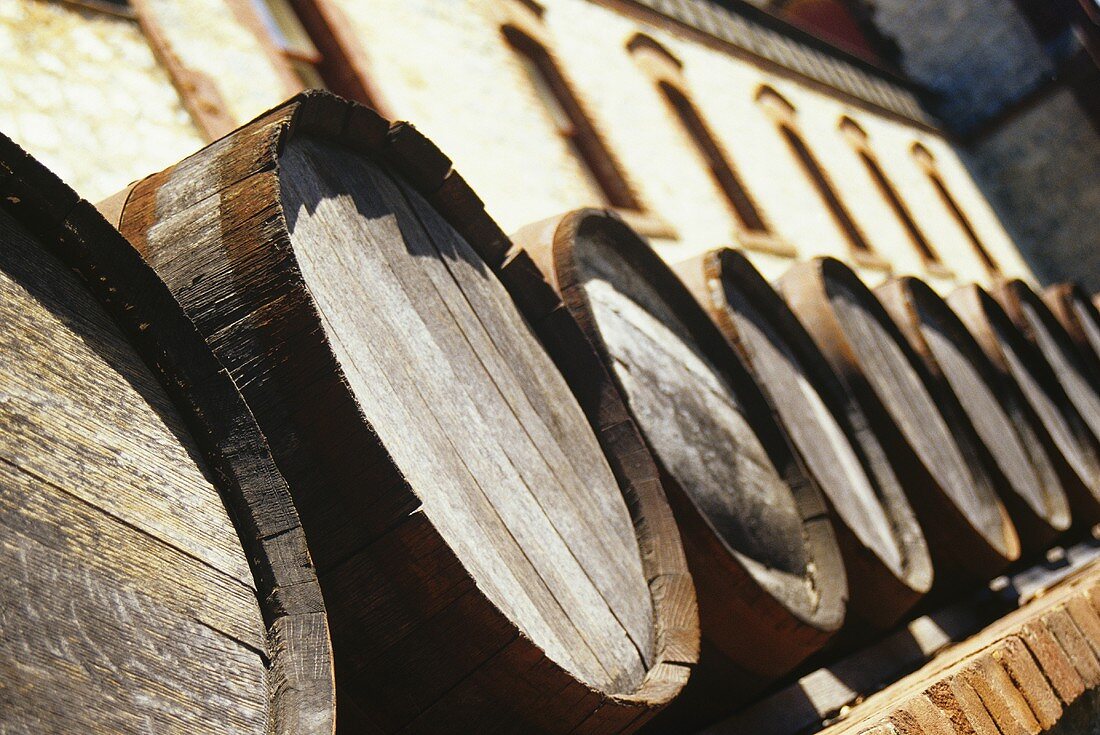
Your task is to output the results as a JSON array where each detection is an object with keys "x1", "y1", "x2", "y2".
[{"x1": 1, "y1": 0, "x2": 1095, "y2": 290}]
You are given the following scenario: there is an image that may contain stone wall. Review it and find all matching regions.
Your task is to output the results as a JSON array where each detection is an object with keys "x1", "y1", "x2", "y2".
[
  {"x1": 324, "y1": 0, "x2": 1029, "y2": 285},
  {"x1": 859, "y1": 0, "x2": 1100, "y2": 293},
  {"x1": 967, "y1": 90, "x2": 1100, "y2": 293},
  {"x1": 0, "y1": 0, "x2": 204, "y2": 201},
  {"x1": 864, "y1": 0, "x2": 1053, "y2": 134}
]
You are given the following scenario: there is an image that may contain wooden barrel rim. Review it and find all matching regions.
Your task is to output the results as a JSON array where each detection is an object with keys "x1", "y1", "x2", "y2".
[
  {"x1": 997, "y1": 279, "x2": 1100, "y2": 449},
  {"x1": 0, "y1": 134, "x2": 334, "y2": 732},
  {"x1": 947, "y1": 284, "x2": 1100, "y2": 527},
  {"x1": 1044, "y1": 282, "x2": 1100, "y2": 391},
  {"x1": 112, "y1": 91, "x2": 696, "y2": 732},
  {"x1": 879, "y1": 276, "x2": 1070, "y2": 549},
  {"x1": 515, "y1": 209, "x2": 847, "y2": 673},
  {"x1": 778, "y1": 257, "x2": 1018, "y2": 581},
  {"x1": 689, "y1": 247, "x2": 931, "y2": 627}
]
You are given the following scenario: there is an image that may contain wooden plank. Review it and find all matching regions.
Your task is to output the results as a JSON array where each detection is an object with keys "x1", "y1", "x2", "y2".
[
  {"x1": 705, "y1": 538, "x2": 1100, "y2": 735},
  {"x1": 676, "y1": 248, "x2": 931, "y2": 629},
  {"x1": 877, "y1": 277, "x2": 1070, "y2": 551},
  {"x1": 0, "y1": 209, "x2": 254, "y2": 587},
  {"x1": 0, "y1": 474, "x2": 268, "y2": 734},
  {"x1": 0, "y1": 205, "x2": 267, "y2": 730}
]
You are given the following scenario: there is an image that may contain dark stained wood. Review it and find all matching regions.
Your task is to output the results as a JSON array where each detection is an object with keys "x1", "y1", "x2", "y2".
[
  {"x1": 877, "y1": 277, "x2": 1071, "y2": 552},
  {"x1": 777, "y1": 258, "x2": 1019, "y2": 589},
  {"x1": 997, "y1": 280, "x2": 1100, "y2": 449},
  {"x1": 949, "y1": 284, "x2": 1100, "y2": 529},
  {"x1": 0, "y1": 134, "x2": 333, "y2": 733},
  {"x1": 1045, "y1": 283, "x2": 1100, "y2": 389},
  {"x1": 512, "y1": 210, "x2": 847, "y2": 732},
  {"x1": 674, "y1": 248, "x2": 932, "y2": 629},
  {"x1": 110, "y1": 91, "x2": 696, "y2": 734}
]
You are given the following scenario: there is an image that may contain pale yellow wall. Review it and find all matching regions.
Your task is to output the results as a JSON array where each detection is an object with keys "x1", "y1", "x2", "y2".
[
  {"x1": 137, "y1": 0, "x2": 293, "y2": 126},
  {"x1": 0, "y1": 0, "x2": 1033, "y2": 289},
  {"x1": 325, "y1": 0, "x2": 1032, "y2": 288},
  {"x1": 0, "y1": 0, "x2": 204, "y2": 201}
]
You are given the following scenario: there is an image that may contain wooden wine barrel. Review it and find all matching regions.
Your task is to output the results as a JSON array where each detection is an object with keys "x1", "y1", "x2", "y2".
[
  {"x1": 106, "y1": 92, "x2": 697, "y2": 734},
  {"x1": 1044, "y1": 282, "x2": 1100, "y2": 391},
  {"x1": 777, "y1": 258, "x2": 1019, "y2": 586},
  {"x1": 673, "y1": 248, "x2": 931, "y2": 629},
  {"x1": 996, "y1": 280, "x2": 1100, "y2": 451},
  {"x1": 511, "y1": 210, "x2": 847, "y2": 730},
  {"x1": 0, "y1": 137, "x2": 333, "y2": 731},
  {"x1": 949, "y1": 284, "x2": 1100, "y2": 528},
  {"x1": 877, "y1": 277, "x2": 1071, "y2": 551}
]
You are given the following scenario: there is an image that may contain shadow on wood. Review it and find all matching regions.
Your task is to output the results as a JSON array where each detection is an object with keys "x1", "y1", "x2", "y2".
[
  {"x1": 777, "y1": 258, "x2": 1019, "y2": 591},
  {"x1": 878, "y1": 276, "x2": 1071, "y2": 553},
  {"x1": 674, "y1": 247, "x2": 932, "y2": 631},
  {"x1": 950, "y1": 284, "x2": 1100, "y2": 532},
  {"x1": 512, "y1": 210, "x2": 847, "y2": 733},
  {"x1": 1044, "y1": 283, "x2": 1100, "y2": 387},
  {"x1": 996, "y1": 280, "x2": 1100, "y2": 453}
]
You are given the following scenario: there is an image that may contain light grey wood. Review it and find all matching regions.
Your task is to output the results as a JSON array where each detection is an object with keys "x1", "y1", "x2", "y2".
[
  {"x1": 1072, "y1": 298, "x2": 1100, "y2": 367},
  {"x1": 0, "y1": 209, "x2": 269, "y2": 733},
  {"x1": 827, "y1": 277, "x2": 1005, "y2": 546},
  {"x1": 572, "y1": 231, "x2": 814, "y2": 615},
  {"x1": 1021, "y1": 298, "x2": 1100, "y2": 441},
  {"x1": 278, "y1": 137, "x2": 653, "y2": 692},
  {"x1": 722, "y1": 281, "x2": 904, "y2": 577},
  {"x1": 916, "y1": 305, "x2": 1056, "y2": 523},
  {"x1": 993, "y1": 310, "x2": 1099, "y2": 485}
]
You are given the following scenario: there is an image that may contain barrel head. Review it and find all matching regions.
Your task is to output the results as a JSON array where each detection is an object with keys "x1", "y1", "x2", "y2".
[
  {"x1": 513, "y1": 210, "x2": 846, "y2": 730},
  {"x1": 949, "y1": 284, "x2": 1100, "y2": 530},
  {"x1": 997, "y1": 280, "x2": 1100, "y2": 450},
  {"x1": 113, "y1": 92, "x2": 696, "y2": 734},
  {"x1": 676, "y1": 248, "x2": 932, "y2": 629},
  {"x1": 1044, "y1": 283, "x2": 1100, "y2": 386},
  {"x1": 0, "y1": 134, "x2": 333, "y2": 733},
  {"x1": 778, "y1": 258, "x2": 1019, "y2": 588},
  {"x1": 878, "y1": 276, "x2": 1070, "y2": 552}
]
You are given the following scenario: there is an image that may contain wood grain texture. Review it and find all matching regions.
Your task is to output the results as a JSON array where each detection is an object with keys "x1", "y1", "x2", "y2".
[
  {"x1": 1044, "y1": 283, "x2": 1100, "y2": 387},
  {"x1": 877, "y1": 277, "x2": 1070, "y2": 552},
  {"x1": 512, "y1": 210, "x2": 846, "y2": 733},
  {"x1": 0, "y1": 133, "x2": 333, "y2": 734},
  {"x1": 674, "y1": 248, "x2": 931, "y2": 630},
  {"x1": 949, "y1": 284, "x2": 1100, "y2": 530},
  {"x1": 113, "y1": 91, "x2": 696, "y2": 734},
  {"x1": 777, "y1": 258, "x2": 1018, "y2": 590},
  {"x1": 998, "y1": 280, "x2": 1100, "y2": 447}
]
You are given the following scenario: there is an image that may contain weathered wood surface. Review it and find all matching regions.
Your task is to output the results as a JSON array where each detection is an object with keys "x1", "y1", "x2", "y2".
[
  {"x1": 0, "y1": 134, "x2": 333, "y2": 733},
  {"x1": 111, "y1": 92, "x2": 696, "y2": 734},
  {"x1": 704, "y1": 535, "x2": 1100, "y2": 735},
  {"x1": 878, "y1": 277, "x2": 1071, "y2": 551},
  {"x1": 778, "y1": 258, "x2": 1019, "y2": 588},
  {"x1": 998, "y1": 280, "x2": 1100, "y2": 450},
  {"x1": 950, "y1": 284, "x2": 1100, "y2": 529},
  {"x1": 512, "y1": 210, "x2": 846, "y2": 732},
  {"x1": 674, "y1": 248, "x2": 932, "y2": 630},
  {"x1": 1044, "y1": 283, "x2": 1100, "y2": 386}
]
